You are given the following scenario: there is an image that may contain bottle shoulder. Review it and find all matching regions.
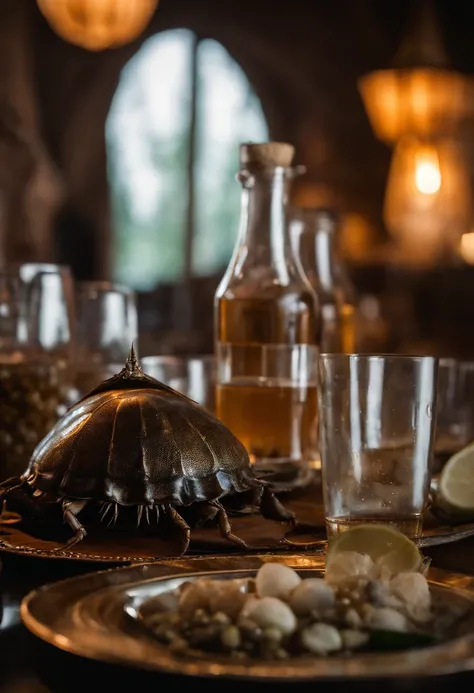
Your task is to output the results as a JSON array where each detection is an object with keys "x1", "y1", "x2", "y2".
[
  {"x1": 216, "y1": 267, "x2": 317, "y2": 298},
  {"x1": 215, "y1": 280, "x2": 319, "y2": 305}
]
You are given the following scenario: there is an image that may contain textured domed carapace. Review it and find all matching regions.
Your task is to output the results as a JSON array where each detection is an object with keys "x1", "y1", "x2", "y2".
[{"x1": 1, "y1": 347, "x2": 294, "y2": 555}]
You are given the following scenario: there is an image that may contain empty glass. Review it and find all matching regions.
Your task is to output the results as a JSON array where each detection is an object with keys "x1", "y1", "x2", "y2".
[
  {"x1": 76, "y1": 281, "x2": 137, "y2": 363},
  {"x1": 72, "y1": 281, "x2": 138, "y2": 399},
  {"x1": 318, "y1": 354, "x2": 438, "y2": 538},
  {"x1": 434, "y1": 358, "x2": 474, "y2": 472},
  {"x1": 0, "y1": 265, "x2": 75, "y2": 480},
  {"x1": 24, "y1": 268, "x2": 75, "y2": 361},
  {"x1": 141, "y1": 355, "x2": 216, "y2": 412}
]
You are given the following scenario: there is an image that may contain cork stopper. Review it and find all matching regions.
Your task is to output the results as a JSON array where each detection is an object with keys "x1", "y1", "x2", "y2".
[{"x1": 240, "y1": 142, "x2": 295, "y2": 169}]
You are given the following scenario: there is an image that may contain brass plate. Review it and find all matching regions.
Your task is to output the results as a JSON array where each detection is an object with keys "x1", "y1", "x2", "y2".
[
  {"x1": 21, "y1": 554, "x2": 474, "y2": 680},
  {"x1": 2, "y1": 477, "x2": 474, "y2": 563},
  {"x1": 2, "y1": 515, "x2": 474, "y2": 563},
  {"x1": 0, "y1": 515, "x2": 312, "y2": 563}
]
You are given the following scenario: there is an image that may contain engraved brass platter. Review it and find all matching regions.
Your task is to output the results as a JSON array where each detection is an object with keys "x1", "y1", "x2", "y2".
[
  {"x1": 3, "y1": 485, "x2": 474, "y2": 563},
  {"x1": 21, "y1": 554, "x2": 474, "y2": 680}
]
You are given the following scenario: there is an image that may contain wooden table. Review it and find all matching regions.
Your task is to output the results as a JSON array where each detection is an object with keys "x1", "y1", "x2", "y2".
[{"x1": 2, "y1": 538, "x2": 474, "y2": 693}]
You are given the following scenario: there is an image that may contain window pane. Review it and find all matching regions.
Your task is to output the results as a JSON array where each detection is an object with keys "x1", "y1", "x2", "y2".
[
  {"x1": 106, "y1": 30, "x2": 268, "y2": 290},
  {"x1": 106, "y1": 30, "x2": 194, "y2": 290},
  {"x1": 193, "y1": 40, "x2": 268, "y2": 276}
]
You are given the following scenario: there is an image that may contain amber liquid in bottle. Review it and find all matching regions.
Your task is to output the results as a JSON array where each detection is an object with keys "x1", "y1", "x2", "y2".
[
  {"x1": 216, "y1": 295, "x2": 319, "y2": 469},
  {"x1": 215, "y1": 143, "x2": 320, "y2": 484}
]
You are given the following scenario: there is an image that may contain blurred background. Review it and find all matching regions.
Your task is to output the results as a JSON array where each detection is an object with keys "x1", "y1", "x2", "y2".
[{"x1": 2, "y1": 0, "x2": 474, "y2": 358}]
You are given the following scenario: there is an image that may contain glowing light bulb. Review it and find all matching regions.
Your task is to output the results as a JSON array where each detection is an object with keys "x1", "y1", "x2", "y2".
[
  {"x1": 36, "y1": 0, "x2": 159, "y2": 51},
  {"x1": 414, "y1": 148, "x2": 441, "y2": 194},
  {"x1": 384, "y1": 137, "x2": 472, "y2": 263}
]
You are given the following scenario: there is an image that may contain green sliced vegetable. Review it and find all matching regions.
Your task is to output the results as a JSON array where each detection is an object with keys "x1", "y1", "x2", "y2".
[{"x1": 368, "y1": 630, "x2": 437, "y2": 652}]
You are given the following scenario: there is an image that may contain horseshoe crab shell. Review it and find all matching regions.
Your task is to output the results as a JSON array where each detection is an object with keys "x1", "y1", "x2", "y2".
[{"x1": 26, "y1": 347, "x2": 260, "y2": 506}]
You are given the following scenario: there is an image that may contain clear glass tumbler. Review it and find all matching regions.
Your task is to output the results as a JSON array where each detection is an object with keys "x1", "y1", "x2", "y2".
[
  {"x1": 141, "y1": 355, "x2": 216, "y2": 412},
  {"x1": 216, "y1": 343, "x2": 319, "y2": 491},
  {"x1": 434, "y1": 358, "x2": 474, "y2": 472},
  {"x1": 76, "y1": 281, "x2": 138, "y2": 363},
  {"x1": 318, "y1": 354, "x2": 438, "y2": 538},
  {"x1": 72, "y1": 281, "x2": 138, "y2": 399}
]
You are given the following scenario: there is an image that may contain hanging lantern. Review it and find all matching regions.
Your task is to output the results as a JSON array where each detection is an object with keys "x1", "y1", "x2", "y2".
[
  {"x1": 384, "y1": 136, "x2": 472, "y2": 262},
  {"x1": 359, "y1": 68, "x2": 474, "y2": 145},
  {"x1": 359, "y1": 0, "x2": 474, "y2": 261},
  {"x1": 37, "y1": 0, "x2": 159, "y2": 51},
  {"x1": 359, "y1": 1, "x2": 474, "y2": 144}
]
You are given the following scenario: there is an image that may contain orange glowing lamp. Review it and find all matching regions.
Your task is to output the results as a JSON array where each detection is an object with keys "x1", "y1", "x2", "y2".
[{"x1": 37, "y1": 0, "x2": 159, "y2": 51}]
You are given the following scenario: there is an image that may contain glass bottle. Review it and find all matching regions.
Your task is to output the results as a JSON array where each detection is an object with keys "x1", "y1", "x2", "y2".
[
  {"x1": 291, "y1": 208, "x2": 357, "y2": 353},
  {"x1": 214, "y1": 142, "x2": 321, "y2": 489}
]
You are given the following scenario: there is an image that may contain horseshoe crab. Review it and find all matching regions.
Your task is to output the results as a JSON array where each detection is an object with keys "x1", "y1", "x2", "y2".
[{"x1": 0, "y1": 347, "x2": 294, "y2": 554}]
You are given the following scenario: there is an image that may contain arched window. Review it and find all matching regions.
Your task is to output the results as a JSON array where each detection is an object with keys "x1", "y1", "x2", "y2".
[{"x1": 106, "y1": 30, "x2": 268, "y2": 291}]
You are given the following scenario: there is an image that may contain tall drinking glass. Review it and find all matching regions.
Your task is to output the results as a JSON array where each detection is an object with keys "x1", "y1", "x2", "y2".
[
  {"x1": 216, "y1": 343, "x2": 319, "y2": 491},
  {"x1": 434, "y1": 358, "x2": 474, "y2": 472},
  {"x1": 318, "y1": 354, "x2": 438, "y2": 538},
  {"x1": 73, "y1": 281, "x2": 138, "y2": 399},
  {"x1": 76, "y1": 281, "x2": 137, "y2": 363},
  {"x1": 0, "y1": 265, "x2": 75, "y2": 480}
]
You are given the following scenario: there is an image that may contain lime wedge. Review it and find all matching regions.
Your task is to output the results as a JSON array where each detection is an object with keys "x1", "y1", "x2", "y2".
[
  {"x1": 326, "y1": 524, "x2": 423, "y2": 575},
  {"x1": 438, "y1": 443, "x2": 474, "y2": 513}
]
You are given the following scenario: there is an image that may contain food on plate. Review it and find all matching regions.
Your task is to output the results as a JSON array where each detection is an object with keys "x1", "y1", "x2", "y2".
[
  {"x1": 326, "y1": 523, "x2": 425, "y2": 575},
  {"x1": 138, "y1": 527, "x2": 468, "y2": 660}
]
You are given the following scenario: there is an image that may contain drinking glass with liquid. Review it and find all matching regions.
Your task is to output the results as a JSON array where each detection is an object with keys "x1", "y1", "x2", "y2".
[
  {"x1": 318, "y1": 354, "x2": 438, "y2": 538},
  {"x1": 214, "y1": 142, "x2": 321, "y2": 491}
]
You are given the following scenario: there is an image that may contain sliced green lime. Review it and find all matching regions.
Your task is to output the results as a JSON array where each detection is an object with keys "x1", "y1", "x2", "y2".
[{"x1": 326, "y1": 524, "x2": 423, "y2": 574}]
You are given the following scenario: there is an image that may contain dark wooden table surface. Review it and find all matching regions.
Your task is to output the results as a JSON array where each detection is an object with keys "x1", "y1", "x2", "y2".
[{"x1": 2, "y1": 539, "x2": 474, "y2": 693}]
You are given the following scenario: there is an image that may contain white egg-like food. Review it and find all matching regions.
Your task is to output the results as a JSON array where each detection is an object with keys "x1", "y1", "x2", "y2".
[
  {"x1": 289, "y1": 578, "x2": 336, "y2": 615},
  {"x1": 325, "y1": 551, "x2": 375, "y2": 585},
  {"x1": 255, "y1": 562, "x2": 302, "y2": 600},
  {"x1": 242, "y1": 596, "x2": 297, "y2": 635},
  {"x1": 390, "y1": 572, "x2": 431, "y2": 610},
  {"x1": 365, "y1": 606, "x2": 408, "y2": 633},
  {"x1": 301, "y1": 623, "x2": 343, "y2": 655}
]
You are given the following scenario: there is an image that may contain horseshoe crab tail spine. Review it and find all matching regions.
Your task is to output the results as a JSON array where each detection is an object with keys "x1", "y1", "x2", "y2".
[{"x1": 126, "y1": 343, "x2": 141, "y2": 375}]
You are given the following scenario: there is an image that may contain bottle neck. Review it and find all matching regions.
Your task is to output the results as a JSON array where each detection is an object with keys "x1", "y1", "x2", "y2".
[
  {"x1": 236, "y1": 167, "x2": 295, "y2": 283},
  {"x1": 314, "y1": 229, "x2": 336, "y2": 292}
]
